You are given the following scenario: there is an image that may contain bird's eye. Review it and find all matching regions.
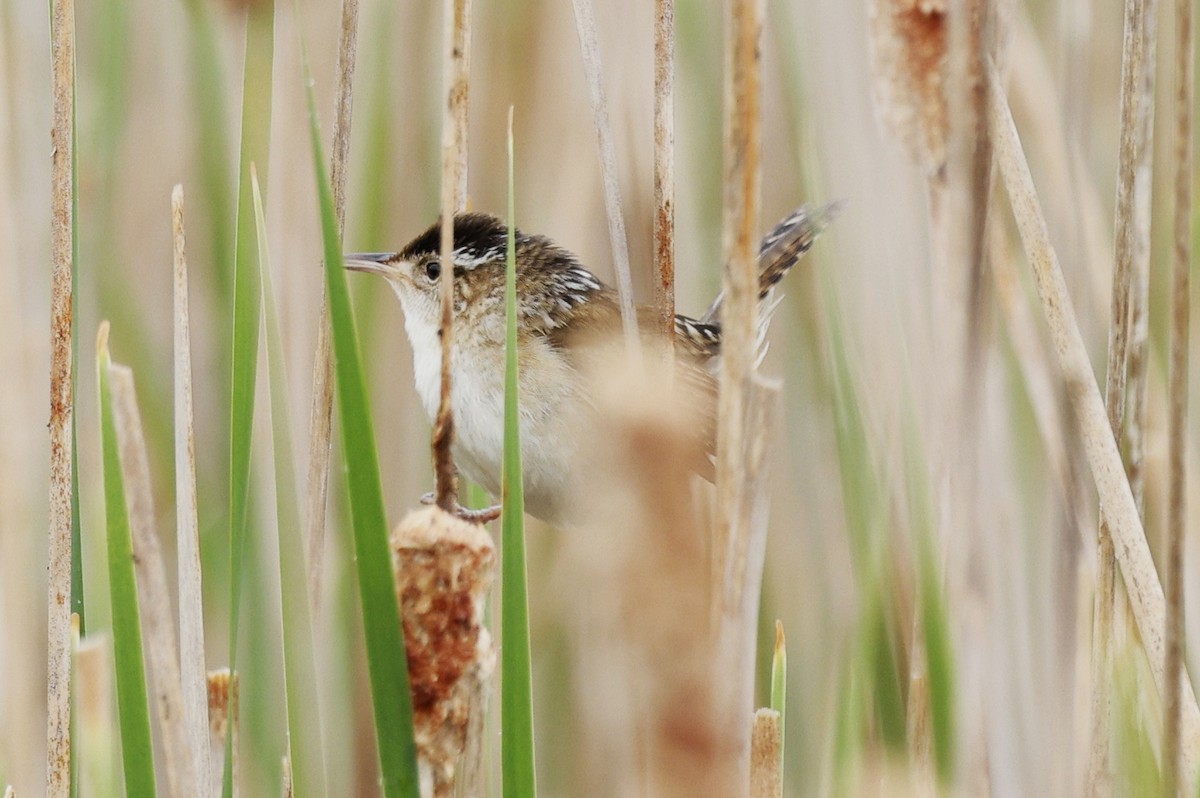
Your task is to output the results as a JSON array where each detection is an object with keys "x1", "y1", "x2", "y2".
[{"x1": 423, "y1": 259, "x2": 442, "y2": 282}]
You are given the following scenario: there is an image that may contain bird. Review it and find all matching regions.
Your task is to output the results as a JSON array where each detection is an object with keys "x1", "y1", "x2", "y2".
[{"x1": 346, "y1": 203, "x2": 839, "y2": 525}]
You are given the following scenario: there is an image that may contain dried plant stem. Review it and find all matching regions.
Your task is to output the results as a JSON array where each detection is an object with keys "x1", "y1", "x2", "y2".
[
  {"x1": 207, "y1": 669, "x2": 236, "y2": 798},
  {"x1": 46, "y1": 0, "x2": 75, "y2": 793},
  {"x1": 1090, "y1": 1, "x2": 1148, "y2": 788},
  {"x1": 749, "y1": 709, "x2": 782, "y2": 798},
  {"x1": 989, "y1": 66, "x2": 1200, "y2": 793},
  {"x1": 653, "y1": 0, "x2": 675, "y2": 343},
  {"x1": 1162, "y1": 0, "x2": 1192, "y2": 790},
  {"x1": 173, "y1": 185, "x2": 213, "y2": 796},
  {"x1": 434, "y1": 0, "x2": 471, "y2": 510},
  {"x1": 305, "y1": 0, "x2": 360, "y2": 607},
  {"x1": 571, "y1": 0, "x2": 639, "y2": 354},
  {"x1": 715, "y1": 0, "x2": 763, "y2": 617},
  {"x1": 111, "y1": 364, "x2": 198, "y2": 798}
]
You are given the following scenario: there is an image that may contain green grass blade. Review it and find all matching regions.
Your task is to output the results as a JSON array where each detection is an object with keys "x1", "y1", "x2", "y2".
[
  {"x1": 252, "y1": 168, "x2": 327, "y2": 798},
  {"x1": 771, "y1": 620, "x2": 787, "y2": 762},
  {"x1": 225, "y1": 4, "x2": 274, "y2": 795},
  {"x1": 501, "y1": 108, "x2": 537, "y2": 798},
  {"x1": 300, "y1": 39, "x2": 420, "y2": 798},
  {"x1": 97, "y1": 325, "x2": 157, "y2": 798}
]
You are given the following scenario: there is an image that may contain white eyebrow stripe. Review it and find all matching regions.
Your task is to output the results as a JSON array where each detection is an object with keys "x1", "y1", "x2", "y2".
[{"x1": 452, "y1": 245, "x2": 503, "y2": 270}]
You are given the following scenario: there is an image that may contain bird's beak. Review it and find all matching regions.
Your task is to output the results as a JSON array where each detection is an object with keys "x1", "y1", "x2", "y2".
[{"x1": 344, "y1": 252, "x2": 401, "y2": 278}]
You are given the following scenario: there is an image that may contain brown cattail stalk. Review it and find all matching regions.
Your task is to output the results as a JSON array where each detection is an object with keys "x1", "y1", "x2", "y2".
[
  {"x1": 653, "y1": 0, "x2": 676, "y2": 344},
  {"x1": 46, "y1": 0, "x2": 75, "y2": 793},
  {"x1": 207, "y1": 669, "x2": 237, "y2": 798},
  {"x1": 989, "y1": 64, "x2": 1200, "y2": 793},
  {"x1": 571, "y1": 0, "x2": 639, "y2": 354},
  {"x1": 111, "y1": 363, "x2": 199, "y2": 798},
  {"x1": 174, "y1": 185, "x2": 214, "y2": 797},
  {"x1": 1162, "y1": 0, "x2": 1192, "y2": 791},
  {"x1": 750, "y1": 709, "x2": 782, "y2": 798},
  {"x1": 391, "y1": 507, "x2": 495, "y2": 798},
  {"x1": 305, "y1": 0, "x2": 361, "y2": 607},
  {"x1": 434, "y1": 0, "x2": 471, "y2": 510}
]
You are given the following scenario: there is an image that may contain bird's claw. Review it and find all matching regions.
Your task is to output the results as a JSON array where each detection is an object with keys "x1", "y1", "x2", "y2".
[{"x1": 418, "y1": 491, "x2": 502, "y2": 524}]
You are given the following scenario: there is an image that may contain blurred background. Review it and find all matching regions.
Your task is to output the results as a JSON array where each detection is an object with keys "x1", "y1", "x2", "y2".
[{"x1": 2, "y1": 0, "x2": 1197, "y2": 794}]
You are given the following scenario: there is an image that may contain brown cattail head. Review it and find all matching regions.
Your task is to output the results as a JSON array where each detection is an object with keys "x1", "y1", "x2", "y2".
[{"x1": 391, "y1": 506, "x2": 496, "y2": 798}]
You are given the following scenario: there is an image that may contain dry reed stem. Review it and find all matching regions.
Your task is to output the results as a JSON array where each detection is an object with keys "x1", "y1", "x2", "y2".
[
  {"x1": 207, "y1": 669, "x2": 236, "y2": 798},
  {"x1": 1125, "y1": 0, "x2": 1159, "y2": 514},
  {"x1": 305, "y1": 0, "x2": 360, "y2": 608},
  {"x1": 1090, "y1": 1, "x2": 1149, "y2": 788},
  {"x1": 570, "y1": 0, "x2": 639, "y2": 354},
  {"x1": 433, "y1": 0, "x2": 471, "y2": 510},
  {"x1": 653, "y1": 0, "x2": 676, "y2": 344},
  {"x1": 1162, "y1": 0, "x2": 1192, "y2": 789},
  {"x1": 173, "y1": 185, "x2": 213, "y2": 797},
  {"x1": 281, "y1": 757, "x2": 292, "y2": 798},
  {"x1": 749, "y1": 709, "x2": 782, "y2": 798},
  {"x1": 111, "y1": 364, "x2": 199, "y2": 798},
  {"x1": 46, "y1": 0, "x2": 75, "y2": 793},
  {"x1": 75, "y1": 634, "x2": 114, "y2": 797},
  {"x1": 391, "y1": 507, "x2": 495, "y2": 797},
  {"x1": 3, "y1": 786, "x2": 12, "y2": 798},
  {"x1": 989, "y1": 66, "x2": 1200, "y2": 794}
]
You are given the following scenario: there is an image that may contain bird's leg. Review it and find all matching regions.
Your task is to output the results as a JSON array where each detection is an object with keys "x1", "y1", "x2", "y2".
[{"x1": 419, "y1": 490, "x2": 503, "y2": 524}]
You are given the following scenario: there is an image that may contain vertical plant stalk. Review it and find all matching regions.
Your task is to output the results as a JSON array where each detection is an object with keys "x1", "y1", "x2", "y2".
[
  {"x1": 111, "y1": 363, "x2": 199, "y2": 798},
  {"x1": 715, "y1": 0, "x2": 763, "y2": 616},
  {"x1": 434, "y1": 0, "x2": 471, "y2": 510},
  {"x1": 750, "y1": 709, "x2": 782, "y2": 798},
  {"x1": 1090, "y1": 0, "x2": 1147, "y2": 789},
  {"x1": 207, "y1": 669, "x2": 236, "y2": 798},
  {"x1": 1162, "y1": 0, "x2": 1192, "y2": 790},
  {"x1": 571, "y1": 0, "x2": 639, "y2": 354},
  {"x1": 305, "y1": 0, "x2": 360, "y2": 609},
  {"x1": 46, "y1": 0, "x2": 75, "y2": 794},
  {"x1": 989, "y1": 66, "x2": 1200, "y2": 792},
  {"x1": 653, "y1": 0, "x2": 676, "y2": 343},
  {"x1": 174, "y1": 185, "x2": 213, "y2": 798}
]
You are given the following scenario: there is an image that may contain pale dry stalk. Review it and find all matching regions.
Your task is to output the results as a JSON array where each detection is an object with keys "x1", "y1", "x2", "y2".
[
  {"x1": 46, "y1": 0, "x2": 75, "y2": 793},
  {"x1": 111, "y1": 364, "x2": 199, "y2": 798},
  {"x1": 989, "y1": 65, "x2": 1200, "y2": 794},
  {"x1": 75, "y1": 634, "x2": 115, "y2": 796},
  {"x1": 653, "y1": 0, "x2": 676, "y2": 344},
  {"x1": 1089, "y1": 0, "x2": 1149, "y2": 789},
  {"x1": 207, "y1": 669, "x2": 236, "y2": 798},
  {"x1": 1162, "y1": 0, "x2": 1192, "y2": 789},
  {"x1": 570, "y1": 0, "x2": 639, "y2": 354},
  {"x1": 174, "y1": 185, "x2": 214, "y2": 797},
  {"x1": 750, "y1": 709, "x2": 782, "y2": 798},
  {"x1": 391, "y1": 507, "x2": 495, "y2": 798},
  {"x1": 305, "y1": 0, "x2": 360, "y2": 608},
  {"x1": 433, "y1": 0, "x2": 471, "y2": 510}
]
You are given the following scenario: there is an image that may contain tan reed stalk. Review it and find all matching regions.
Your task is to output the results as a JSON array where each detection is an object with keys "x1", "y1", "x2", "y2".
[
  {"x1": 304, "y1": 0, "x2": 360, "y2": 607},
  {"x1": 173, "y1": 185, "x2": 213, "y2": 797},
  {"x1": 75, "y1": 631, "x2": 115, "y2": 797},
  {"x1": 570, "y1": 0, "x2": 639, "y2": 353},
  {"x1": 750, "y1": 709, "x2": 782, "y2": 798},
  {"x1": 988, "y1": 64, "x2": 1200, "y2": 794},
  {"x1": 1090, "y1": 0, "x2": 1149, "y2": 788},
  {"x1": 1125, "y1": 0, "x2": 1159, "y2": 515},
  {"x1": 1162, "y1": 0, "x2": 1192, "y2": 790},
  {"x1": 433, "y1": 0, "x2": 471, "y2": 509},
  {"x1": 715, "y1": 0, "x2": 763, "y2": 620},
  {"x1": 46, "y1": 0, "x2": 75, "y2": 793},
  {"x1": 390, "y1": 508, "x2": 495, "y2": 797},
  {"x1": 3, "y1": 786, "x2": 12, "y2": 798},
  {"x1": 653, "y1": 0, "x2": 676, "y2": 344},
  {"x1": 110, "y1": 364, "x2": 198, "y2": 797},
  {"x1": 281, "y1": 757, "x2": 292, "y2": 798}
]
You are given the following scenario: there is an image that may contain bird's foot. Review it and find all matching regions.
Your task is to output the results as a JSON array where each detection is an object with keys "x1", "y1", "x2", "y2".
[{"x1": 419, "y1": 491, "x2": 502, "y2": 525}]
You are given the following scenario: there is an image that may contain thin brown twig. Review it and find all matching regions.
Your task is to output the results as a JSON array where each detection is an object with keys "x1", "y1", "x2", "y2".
[
  {"x1": 305, "y1": 0, "x2": 360, "y2": 608},
  {"x1": 173, "y1": 185, "x2": 213, "y2": 796},
  {"x1": 1162, "y1": 0, "x2": 1192, "y2": 790},
  {"x1": 989, "y1": 64, "x2": 1200, "y2": 793},
  {"x1": 570, "y1": 0, "x2": 639, "y2": 355},
  {"x1": 653, "y1": 0, "x2": 675, "y2": 345},
  {"x1": 46, "y1": 0, "x2": 75, "y2": 793},
  {"x1": 434, "y1": 0, "x2": 471, "y2": 511},
  {"x1": 749, "y1": 709, "x2": 782, "y2": 798}
]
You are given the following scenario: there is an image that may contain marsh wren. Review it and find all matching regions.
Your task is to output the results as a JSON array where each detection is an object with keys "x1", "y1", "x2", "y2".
[{"x1": 346, "y1": 203, "x2": 839, "y2": 524}]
